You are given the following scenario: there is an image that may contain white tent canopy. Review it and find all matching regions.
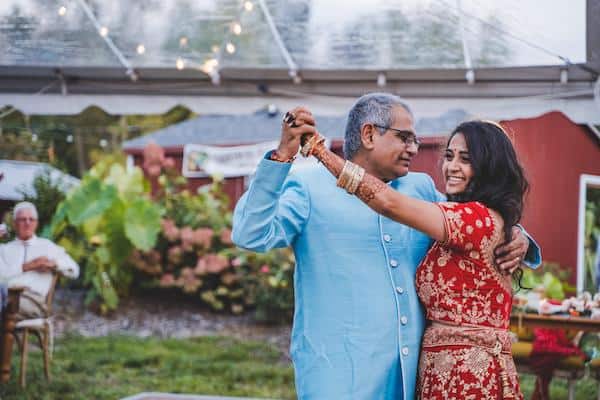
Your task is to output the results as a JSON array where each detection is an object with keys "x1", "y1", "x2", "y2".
[
  {"x1": 0, "y1": 160, "x2": 80, "y2": 201},
  {"x1": 1, "y1": 91, "x2": 598, "y2": 125},
  {"x1": 0, "y1": 0, "x2": 598, "y2": 122}
]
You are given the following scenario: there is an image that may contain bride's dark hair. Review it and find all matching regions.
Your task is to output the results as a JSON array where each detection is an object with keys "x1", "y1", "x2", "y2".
[{"x1": 446, "y1": 120, "x2": 529, "y2": 287}]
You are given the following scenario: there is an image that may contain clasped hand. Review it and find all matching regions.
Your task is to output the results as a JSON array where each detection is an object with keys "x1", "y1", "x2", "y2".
[
  {"x1": 277, "y1": 107, "x2": 317, "y2": 160},
  {"x1": 23, "y1": 256, "x2": 57, "y2": 273}
]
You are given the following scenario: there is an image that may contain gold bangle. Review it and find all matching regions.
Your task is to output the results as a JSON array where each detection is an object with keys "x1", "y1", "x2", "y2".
[
  {"x1": 347, "y1": 165, "x2": 364, "y2": 194},
  {"x1": 337, "y1": 161, "x2": 365, "y2": 194},
  {"x1": 301, "y1": 133, "x2": 322, "y2": 157},
  {"x1": 336, "y1": 161, "x2": 352, "y2": 189}
]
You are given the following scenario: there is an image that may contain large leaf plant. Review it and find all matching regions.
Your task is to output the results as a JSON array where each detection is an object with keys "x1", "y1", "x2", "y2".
[{"x1": 49, "y1": 159, "x2": 162, "y2": 312}]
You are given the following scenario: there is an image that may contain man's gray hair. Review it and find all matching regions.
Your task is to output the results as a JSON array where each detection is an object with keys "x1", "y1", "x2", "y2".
[
  {"x1": 13, "y1": 201, "x2": 38, "y2": 220},
  {"x1": 343, "y1": 93, "x2": 413, "y2": 160}
]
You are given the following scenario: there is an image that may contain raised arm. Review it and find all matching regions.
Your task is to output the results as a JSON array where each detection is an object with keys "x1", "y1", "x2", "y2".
[
  {"x1": 311, "y1": 139, "x2": 447, "y2": 242},
  {"x1": 232, "y1": 108, "x2": 317, "y2": 252}
]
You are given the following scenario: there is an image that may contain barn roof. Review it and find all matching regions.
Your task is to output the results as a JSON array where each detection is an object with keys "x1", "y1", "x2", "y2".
[{"x1": 122, "y1": 108, "x2": 469, "y2": 149}]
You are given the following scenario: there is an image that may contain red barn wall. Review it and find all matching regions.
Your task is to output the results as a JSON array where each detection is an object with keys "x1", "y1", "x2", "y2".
[{"x1": 502, "y1": 112, "x2": 600, "y2": 278}]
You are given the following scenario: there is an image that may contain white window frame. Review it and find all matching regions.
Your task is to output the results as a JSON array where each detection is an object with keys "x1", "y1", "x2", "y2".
[{"x1": 576, "y1": 174, "x2": 600, "y2": 294}]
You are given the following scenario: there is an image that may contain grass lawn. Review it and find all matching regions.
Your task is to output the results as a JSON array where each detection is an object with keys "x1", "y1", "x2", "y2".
[
  {"x1": 0, "y1": 334, "x2": 597, "y2": 399},
  {"x1": 0, "y1": 335, "x2": 295, "y2": 400}
]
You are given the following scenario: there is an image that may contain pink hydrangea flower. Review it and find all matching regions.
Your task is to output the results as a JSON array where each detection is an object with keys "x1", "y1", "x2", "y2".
[
  {"x1": 220, "y1": 228, "x2": 233, "y2": 244},
  {"x1": 163, "y1": 157, "x2": 176, "y2": 169},
  {"x1": 161, "y1": 219, "x2": 180, "y2": 242},
  {"x1": 180, "y1": 227, "x2": 195, "y2": 251},
  {"x1": 159, "y1": 273, "x2": 175, "y2": 287},
  {"x1": 195, "y1": 254, "x2": 229, "y2": 275},
  {"x1": 193, "y1": 228, "x2": 213, "y2": 249},
  {"x1": 167, "y1": 245, "x2": 183, "y2": 264}
]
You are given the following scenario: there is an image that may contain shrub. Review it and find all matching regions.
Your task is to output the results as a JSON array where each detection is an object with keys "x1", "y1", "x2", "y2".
[
  {"x1": 48, "y1": 143, "x2": 296, "y2": 320},
  {"x1": 129, "y1": 143, "x2": 295, "y2": 320},
  {"x1": 49, "y1": 157, "x2": 162, "y2": 312}
]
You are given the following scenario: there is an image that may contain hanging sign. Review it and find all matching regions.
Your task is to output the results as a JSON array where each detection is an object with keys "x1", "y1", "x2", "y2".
[{"x1": 182, "y1": 140, "x2": 329, "y2": 178}]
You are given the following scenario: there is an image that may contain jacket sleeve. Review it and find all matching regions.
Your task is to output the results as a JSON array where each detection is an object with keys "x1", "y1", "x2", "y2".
[
  {"x1": 232, "y1": 156, "x2": 310, "y2": 253},
  {"x1": 518, "y1": 225, "x2": 542, "y2": 269}
]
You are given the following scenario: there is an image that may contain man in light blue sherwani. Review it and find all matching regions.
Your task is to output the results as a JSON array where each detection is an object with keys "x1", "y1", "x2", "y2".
[{"x1": 232, "y1": 93, "x2": 540, "y2": 399}]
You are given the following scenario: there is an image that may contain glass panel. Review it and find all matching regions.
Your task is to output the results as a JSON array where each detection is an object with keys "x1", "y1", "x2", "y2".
[{"x1": 0, "y1": 0, "x2": 586, "y2": 70}]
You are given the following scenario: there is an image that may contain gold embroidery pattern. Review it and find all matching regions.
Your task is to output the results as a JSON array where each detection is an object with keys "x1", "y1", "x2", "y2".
[
  {"x1": 415, "y1": 202, "x2": 521, "y2": 399},
  {"x1": 416, "y1": 202, "x2": 513, "y2": 329},
  {"x1": 417, "y1": 347, "x2": 522, "y2": 400},
  {"x1": 418, "y1": 325, "x2": 521, "y2": 400}
]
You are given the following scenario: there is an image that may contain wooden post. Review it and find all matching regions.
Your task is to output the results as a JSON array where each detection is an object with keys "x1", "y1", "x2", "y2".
[
  {"x1": 1, "y1": 287, "x2": 23, "y2": 383},
  {"x1": 73, "y1": 128, "x2": 86, "y2": 176}
]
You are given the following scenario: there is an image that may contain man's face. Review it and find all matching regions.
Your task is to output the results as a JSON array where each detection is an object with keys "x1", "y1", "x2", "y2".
[
  {"x1": 367, "y1": 106, "x2": 418, "y2": 182},
  {"x1": 14, "y1": 209, "x2": 38, "y2": 241}
]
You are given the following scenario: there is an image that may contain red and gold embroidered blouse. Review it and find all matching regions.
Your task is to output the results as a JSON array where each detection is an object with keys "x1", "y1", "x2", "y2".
[{"x1": 416, "y1": 201, "x2": 513, "y2": 329}]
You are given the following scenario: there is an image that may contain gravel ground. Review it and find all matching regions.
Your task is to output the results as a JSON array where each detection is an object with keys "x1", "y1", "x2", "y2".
[{"x1": 52, "y1": 289, "x2": 292, "y2": 358}]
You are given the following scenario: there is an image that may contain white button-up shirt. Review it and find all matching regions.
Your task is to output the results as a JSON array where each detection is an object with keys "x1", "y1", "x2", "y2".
[{"x1": 0, "y1": 235, "x2": 79, "y2": 297}]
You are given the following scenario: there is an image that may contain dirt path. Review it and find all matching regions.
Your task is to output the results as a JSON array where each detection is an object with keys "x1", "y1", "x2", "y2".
[{"x1": 52, "y1": 289, "x2": 291, "y2": 358}]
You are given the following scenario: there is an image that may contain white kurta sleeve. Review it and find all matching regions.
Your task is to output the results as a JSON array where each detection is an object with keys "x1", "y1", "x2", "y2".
[{"x1": 50, "y1": 243, "x2": 80, "y2": 279}]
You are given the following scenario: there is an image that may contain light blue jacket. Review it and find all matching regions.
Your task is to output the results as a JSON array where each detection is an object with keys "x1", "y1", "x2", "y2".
[{"x1": 232, "y1": 157, "x2": 540, "y2": 400}]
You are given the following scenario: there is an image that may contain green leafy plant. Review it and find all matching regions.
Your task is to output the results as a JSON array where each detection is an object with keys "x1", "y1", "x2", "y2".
[
  {"x1": 49, "y1": 158, "x2": 161, "y2": 312},
  {"x1": 584, "y1": 189, "x2": 600, "y2": 294},
  {"x1": 520, "y1": 262, "x2": 573, "y2": 300}
]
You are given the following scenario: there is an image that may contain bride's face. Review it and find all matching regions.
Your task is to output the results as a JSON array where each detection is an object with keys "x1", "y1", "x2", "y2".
[{"x1": 442, "y1": 133, "x2": 473, "y2": 195}]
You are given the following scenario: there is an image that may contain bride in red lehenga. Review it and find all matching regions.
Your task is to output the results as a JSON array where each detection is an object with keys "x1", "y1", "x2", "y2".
[{"x1": 303, "y1": 119, "x2": 528, "y2": 399}]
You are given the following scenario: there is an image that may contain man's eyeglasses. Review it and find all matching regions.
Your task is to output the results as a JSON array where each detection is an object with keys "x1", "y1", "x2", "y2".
[
  {"x1": 373, "y1": 124, "x2": 421, "y2": 147},
  {"x1": 15, "y1": 218, "x2": 37, "y2": 223}
]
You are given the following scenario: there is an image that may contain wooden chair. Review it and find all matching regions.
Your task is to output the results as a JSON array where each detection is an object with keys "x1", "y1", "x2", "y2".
[{"x1": 13, "y1": 272, "x2": 59, "y2": 388}]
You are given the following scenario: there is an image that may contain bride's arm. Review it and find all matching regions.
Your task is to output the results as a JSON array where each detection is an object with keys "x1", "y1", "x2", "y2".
[{"x1": 313, "y1": 140, "x2": 447, "y2": 242}]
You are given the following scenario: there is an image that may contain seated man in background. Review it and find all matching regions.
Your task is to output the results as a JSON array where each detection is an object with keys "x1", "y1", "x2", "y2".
[{"x1": 0, "y1": 201, "x2": 79, "y2": 320}]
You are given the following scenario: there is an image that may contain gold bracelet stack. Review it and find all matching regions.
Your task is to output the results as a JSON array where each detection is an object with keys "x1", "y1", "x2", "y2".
[
  {"x1": 300, "y1": 133, "x2": 325, "y2": 157},
  {"x1": 337, "y1": 160, "x2": 365, "y2": 194}
]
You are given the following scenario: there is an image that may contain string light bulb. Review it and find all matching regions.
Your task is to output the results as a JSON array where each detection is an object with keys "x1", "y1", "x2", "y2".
[
  {"x1": 66, "y1": 134, "x2": 73, "y2": 143},
  {"x1": 99, "y1": 26, "x2": 109, "y2": 37},
  {"x1": 201, "y1": 58, "x2": 218, "y2": 74},
  {"x1": 225, "y1": 43, "x2": 236, "y2": 54},
  {"x1": 244, "y1": 1, "x2": 254, "y2": 11},
  {"x1": 99, "y1": 139, "x2": 108, "y2": 148},
  {"x1": 58, "y1": 6, "x2": 67, "y2": 16},
  {"x1": 179, "y1": 36, "x2": 188, "y2": 48},
  {"x1": 136, "y1": 44, "x2": 145, "y2": 55},
  {"x1": 176, "y1": 57, "x2": 185, "y2": 70},
  {"x1": 231, "y1": 22, "x2": 242, "y2": 35}
]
